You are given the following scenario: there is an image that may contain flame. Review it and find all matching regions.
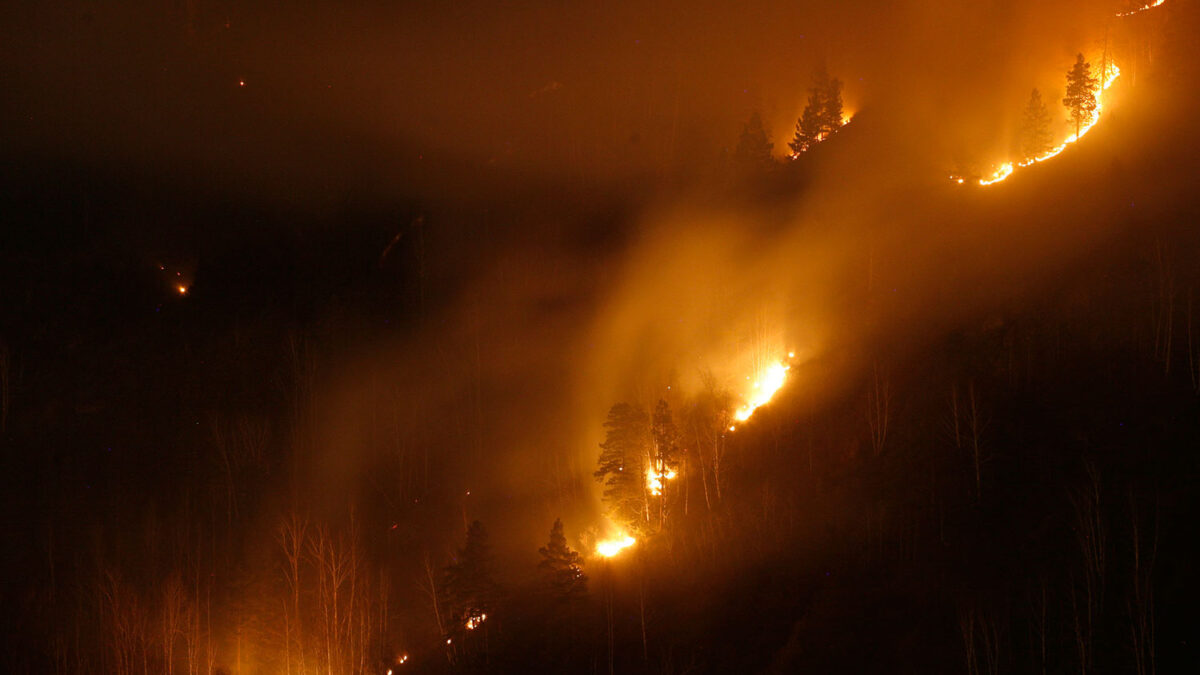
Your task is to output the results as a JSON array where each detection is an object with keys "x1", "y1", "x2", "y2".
[
  {"x1": 1116, "y1": 0, "x2": 1165, "y2": 16},
  {"x1": 646, "y1": 466, "x2": 677, "y2": 496},
  {"x1": 733, "y1": 361, "x2": 790, "y2": 422},
  {"x1": 176, "y1": 285, "x2": 189, "y2": 295},
  {"x1": 961, "y1": 63, "x2": 1120, "y2": 187},
  {"x1": 596, "y1": 534, "x2": 636, "y2": 558},
  {"x1": 465, "y1": 611, "x2": 488, "y2": 630}
]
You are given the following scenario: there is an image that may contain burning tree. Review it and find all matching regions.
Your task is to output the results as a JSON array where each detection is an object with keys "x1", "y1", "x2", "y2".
[
  {"x1": 594, "y1": 403, "x2": 651, "y2": 533},
  {"x1": 1019, "y1": 88, "x2": 1054, "y2": 161},
  {"x1": 789, "y1": 66, "x2": 845, "y2": 155},
  {"x1": 1063, "y1": 54, "x2": 1100, "y2": 140},
  {"x1": 649, "y1": 399, "x2": 681, "y2": 527}
]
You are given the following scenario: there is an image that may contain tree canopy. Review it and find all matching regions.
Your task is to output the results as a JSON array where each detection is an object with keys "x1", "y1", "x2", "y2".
[{"x1": 1063, "y1": 53, "x2": 1099, "y2": 140}]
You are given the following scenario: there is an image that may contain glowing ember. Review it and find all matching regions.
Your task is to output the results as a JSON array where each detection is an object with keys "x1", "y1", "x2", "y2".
[
  {"x1": 646, "y1": 467, "x2": 677, "y2": 496},
  {"x1": 596, "y1": 534, "x2": 636, "y2": 558},
  {"x1": 733, "y1": 361, "x2": 790, "y2": 422},
  {"x1": 465, "y1": 611, "x2": 488, "y2": 630},
  {"x1": 959, "y1": 63, "x2": 1119, "y2": 187},
  {"x1": 176, "y1": 285, "x2": 189, "y2": 295},
  {"x1": 1116, "y1": 0, "x2": 1166, "y2": 16}
]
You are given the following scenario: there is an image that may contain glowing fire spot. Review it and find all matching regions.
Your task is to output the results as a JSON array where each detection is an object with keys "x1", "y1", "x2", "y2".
[
  {"x1": 959, "y1": 63, "x2": 1120, "y2": 187},
  {"x1": 596, "y1": 534, "x2": 636, "y2": 558},
  {"x1": 789, "y1": 115, "x2": 853, "y2": 159},
  {"x1": 646, "y1": 467, "x2": 677, "y2": 496},
  {"x1": 734, "y1": 361, "x2": 790, "y2": 422},
  {"x1": 465, "y1": 612, "x2": 487, "y2": 630},
  {"x1": 176, "y1": 285, "x2": 189, "y2": 295},
  {"x1": 1116, "y1": 0, "x2": 1165, "y2": 17}
]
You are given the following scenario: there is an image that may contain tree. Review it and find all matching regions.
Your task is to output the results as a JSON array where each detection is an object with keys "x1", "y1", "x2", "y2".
[
  {"x1": 789, "y1": 67, "x2": 844, "y2": 155},
  {"x1": 1019, "y1": 88, "x2": 1053, "y2": 160},
  {"x1": 650, "y1": 399, "x2": 681, "y2": 526},
  {"x1": 594, "y1": 403, "x2": 651, "y2": 531},
  {"x1": 443, "y1": 521, "x2": 499, "y2": 641},
  {"x1": 734, "y1": 112, "x2": 775, "y2": 170},
  {"x1": 1063, "y1": 54, "x2": 1099, "y2": 140},
  {"x1": 538, "y1": 519, "x2": 587, "y2": 602},
  {"x1": 789, "y1": 102, "x2": 824, "y2": 155}
]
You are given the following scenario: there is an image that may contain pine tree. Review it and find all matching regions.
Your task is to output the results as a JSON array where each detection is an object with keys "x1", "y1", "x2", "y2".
[
  {"x1": 594, "y1": 403, "x2": 650, "y2": 532},
  {"x1": 1063, "y1": 53, "x2": 1099, "y2": 140},
  {"x1": 789, "y1": 99, "x2": 824, "y2": 155},
  {"x1": 734, "y1": 112, "x2": 775, "y2": 170},
  {"x1": 1019, "y1": 88, "x2": 1053, "y2": 160},
  {"x1": 537, "y1": 519, "x2": 587, "y2": 602},
  {"x1": 819, "y1": 73, "x2": 845, "y2": 138},
  {"x1": 788, "y1": 67, "x2": 845, "y2": 156},
  {"x1": 442, "y1": 521, "x2": 498, "y2": 638}
]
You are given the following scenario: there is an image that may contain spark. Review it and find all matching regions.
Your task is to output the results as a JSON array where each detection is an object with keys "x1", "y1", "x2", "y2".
[{"x1": 596, "y1": 534, "x2": 636, "y2": 558}]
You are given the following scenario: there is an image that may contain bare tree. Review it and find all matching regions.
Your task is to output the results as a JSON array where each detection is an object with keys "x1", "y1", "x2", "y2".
[
  {"x1": 1127, "y1": 492, "x2": 1158, "y2": 675},
  {"x1": 1070, "y1": 461, "x2": 1105, "y2": 675}
]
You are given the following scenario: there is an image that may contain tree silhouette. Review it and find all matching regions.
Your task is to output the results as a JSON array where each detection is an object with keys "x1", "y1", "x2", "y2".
[
  {"x1": 538, "y1": 519, "x2": 587, "y2": 602},
  {"x1": 1063, "y1": 54, "x2": 1099, "y2": 140},
  {"x1": 789, "y1": 67, "x2": 845, "y2": 155},
  {"x1": 734, "y1": 112, "x2": 775, "y2": 169},
  {"x1": 1019, "y1": 88, "x2": 1054, "y2": 160},
  {"x1": 442, "y1": 521, "x2": 498, "y2": 640},
  {"x1": 594, "y1": 403, "x2": 651, "y2": 532}
]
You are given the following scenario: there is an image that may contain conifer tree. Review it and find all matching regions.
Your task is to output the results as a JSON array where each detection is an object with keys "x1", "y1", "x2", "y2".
[
  {"x1": 537, "y1": 519, "x2": 587, "y2": 602},
  {"x1": 1063, "y1": 53, "x2": 1099, "y2": 140},
  {"x1": 734, "y1": 112, "x2": 775, "y2": 169},
  {"x1": 789, "y1": 67, "x2": 845, "y2": 155},
  {"x1": 442, "y1": 521, "x2": 498, "y2": 638},
  {"x1": 1019, "y1": 88, "x2": 1053, "y2": 160},
  {"x1": 819, "y1": 72, "x2": 845, "y2": 138},
  {"x1": 594, "y1": 403, "x2": 651, "y2": 531}
]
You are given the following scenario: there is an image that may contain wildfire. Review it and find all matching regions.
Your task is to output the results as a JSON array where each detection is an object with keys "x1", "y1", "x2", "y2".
[
  {"x1": 464, "y1": 611, "x2": 487, "y2": 630},
  {"x1": 1116, "y1": 0, "x2": 1166, "y2": 16},
  {"x1": 956, "y1": 63, "x2": 1120, "y2": 187},
  {"x1": 646, "y1": 466, "x2": 677, "y2": 496},
  {"x1": 596, "y1": 534, "x2": 636, "y2": 558},
  {"x1": 789, "y1": 115, "x2": 853, "y2": 159},
  {"x1": 733, "y1": 360, "x2": 791, "y2": 422}
]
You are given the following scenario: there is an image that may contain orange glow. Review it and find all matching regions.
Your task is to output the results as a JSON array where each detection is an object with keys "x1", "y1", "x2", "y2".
[
  {"x1": 596, "y1": 533, "x2": 636, "y2": 558},
  {"x1": 176, "y1": 285, "x2": 189, "y2": 295},
  {"x1": 465, "y1": 611, "x2": 488, "y2": 630},
  {"x1": 733, "y1": 360, "x2": 790, "y2": 422},
  {"x1": 789, "y1": 114, "x2": 853, "y2": 159},
  {"x1": 646, "y1": 466, "x2": 677, "y2": 496},
  {"x1": 959, "y1": 62, "x2": 1119, "y2": 187},
  {"x1": 1116, "y1": 0, "x2": 1166, "y2": 16}
]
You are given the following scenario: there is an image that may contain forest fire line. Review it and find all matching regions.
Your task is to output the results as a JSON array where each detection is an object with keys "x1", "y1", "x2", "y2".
[
  {"x1": 1116, "y1": 0, "x2": 1167, "y2": 17},
  {"x1": 733, "y1": 360, "x2": 791, "y2": 424},
  {"x1": 958, "y1": 62, "x2": 1120, "y2": 187}
]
